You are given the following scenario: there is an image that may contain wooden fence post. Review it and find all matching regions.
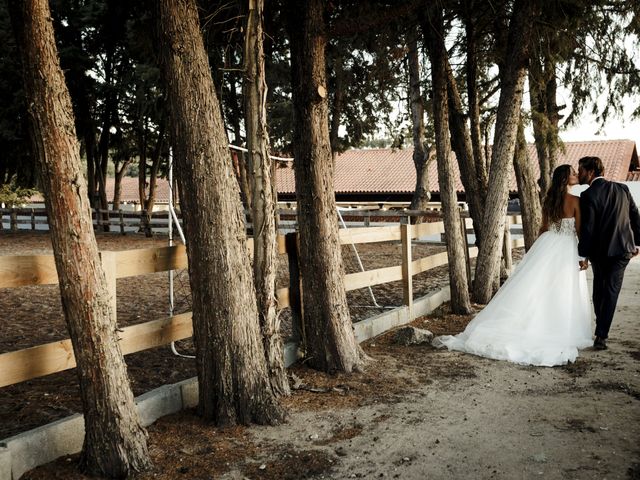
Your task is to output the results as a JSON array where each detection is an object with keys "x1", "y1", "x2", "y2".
[
  {"x1": 460, "y1": 212, "x2": 472, "y2": 287},
  {"x1": 119, "y1": 209, "x2": 125, "y2": 235},
  {"x1": 10, "y1": 209, "x2": 18, "y2": 232},
  {"x1": 141, "y1": 210, "x2": 151, "y2": 236},
  {"x1": 285, "y1": 232, "x2": 304, "y2": 345},
  {"x1": 100, "y1": 251, "x2": 118, "y2": 324},
  {"x1": 401, "y1": 221, "x2": 413, "y2": 317}
]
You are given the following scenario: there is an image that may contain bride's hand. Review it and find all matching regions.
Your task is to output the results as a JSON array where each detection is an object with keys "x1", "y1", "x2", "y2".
[{"x1": 579, "y1": 260, "x2": 589, "y2": 270}]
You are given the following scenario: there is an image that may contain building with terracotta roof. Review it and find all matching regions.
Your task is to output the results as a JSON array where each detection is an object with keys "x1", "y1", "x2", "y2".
[
  {"x1": 276, "y1": 139, "x2": 639, "y2": 202},
  {"x1": 46, "y1": 138, "x2": 635, "y2": 209},
  {"x1": 104, "y1": 177, "x2": 172, "y2": 206}
]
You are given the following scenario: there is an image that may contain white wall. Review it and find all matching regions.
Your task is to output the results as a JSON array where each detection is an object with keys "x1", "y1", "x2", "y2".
[
  {"x1": 571, "y1": 182, "x2": 640, "y2": 206},
  {"x1": 625, "y1": 182, "x2": 640, "y2": 206}
]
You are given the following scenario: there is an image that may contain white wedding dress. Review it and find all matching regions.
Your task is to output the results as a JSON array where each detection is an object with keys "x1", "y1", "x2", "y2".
[{"x1": 435, "y1": 217, "x2": 592, "y2": 366}]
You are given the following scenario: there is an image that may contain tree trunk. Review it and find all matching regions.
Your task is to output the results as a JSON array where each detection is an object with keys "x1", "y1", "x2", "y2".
[
  {"x1": 136, "y1": 118, "x2": 152, "y2": 234},
  {"x1": 424, "y1": 6, "x2": 471, "y2": 314},
  {"x1": 407, "y1": 24, "x2": 430, "y2": 212},
  {"x1": 528, "y1": 60, "x2": 550, "y2": 196},
  {"x1": 157, "y1": 0, "x2": 283, "y2": 425},
  {"x1": 142, "y1": 116, "x2": 167, "y2": 237},
  {"x1": 472, "y1": 0, "x2": 537, "y2": 304},
  {"x1": 513, "y1": 118, "x2": 542, "y2": 250},
  {"x1": 286, "y1": 0, "x2": 366, "y2": 372},
  {"x1": 228, "y1": 74, "x2": 244, "y2": 145},
  {"x1": 85, "y1": 130, "x2": 98, "y2": 209},
  {"x1": 544, "y1": 56, "x2": 560, "y2": 182},
  {"x1": 444, "y1": 55, "x2": 485, "y2": 248},
  {"x1": 136, "y1": 112, "x2": 166, "y2": 237},
  {"x1": 464, "y1": 10, "x2": 489, "y2": 194},
  {"x1": 96, "y1": 41, "x2": 117, "y2": 231},
  {"x1": 529, "y1": 53, "x2": 561, "y2": 198},
  {"x1": 58, "y1": 13, "x2": 100, "y2": 212},
  {"x1": 9, "y1": 0, "x2": 150, "y2": 476},
  {"x1": 229, "y1": 75, "x2": 253, "y2": 207},
  {"x1": 329, "y1": 52, "x2": 345, "y2": 157},
  {"x1": 112, "y1": 156, "x2": 132, "y2": 211},
  {"x1": 244, "y1": 0, "x2": 289, "y2": 396}
]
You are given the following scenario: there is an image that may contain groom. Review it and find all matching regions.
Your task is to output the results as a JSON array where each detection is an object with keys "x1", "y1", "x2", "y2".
[{"x1": 577, "y1": 156, "x2": 640, "y2": 350}]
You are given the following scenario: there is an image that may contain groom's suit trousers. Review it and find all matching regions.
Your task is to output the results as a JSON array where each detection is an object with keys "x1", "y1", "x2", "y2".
[{"x1": 591, "y1": 255, "x2": 630, "y2": 339}]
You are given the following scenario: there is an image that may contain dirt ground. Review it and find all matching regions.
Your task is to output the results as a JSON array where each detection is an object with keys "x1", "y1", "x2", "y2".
[
  {"x1": 0, "y1": 230, "x2": 456, "y2": 439},
  {"x1": 4, "y1": 231, "x2": 639, "y2": 480}
]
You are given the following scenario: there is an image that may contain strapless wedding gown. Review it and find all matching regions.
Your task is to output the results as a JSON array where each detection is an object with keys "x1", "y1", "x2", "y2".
[{"x1": 435, "y1": 217, "x2": 592, "y2": 366}]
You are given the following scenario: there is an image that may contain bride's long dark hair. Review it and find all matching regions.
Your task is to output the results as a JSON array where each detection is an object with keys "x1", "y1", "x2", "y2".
[{"x1": 542, "y1": 164, "x2": 573, "y2": 225}]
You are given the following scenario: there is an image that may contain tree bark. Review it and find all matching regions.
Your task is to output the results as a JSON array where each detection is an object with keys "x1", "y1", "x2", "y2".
[
  {"x1": 444, "y1": 55, "x2": 485, "y2": 248},
  {"x1": 137, "y1": 112, "x2": 166, "y2": 237},
  {"x1": 464, "y1": 9, "x2": 489, "y2": 193},
  {"x1": 244, "y1": 0, "x2": 289, "y2": 396},
  {"x1": 513, "y1": 118, "x2": 542, "y2": 250},
  {"x1": 157, "y1": 0, "x2": 283, "y2": 425},
  {"x1": 529, "y1": 59, "x2": 550, "y2": 196},
  {"x1": 9, "y1": 0, "x2": 150, "y2": 476},
  {"x1": 286, "y1": 0, "x2": 366, "y2": 372},
  {"x1": 424, "y1": 5, "x2": 471, "y2": 314},
  {"x1": 229, "y1": 75, "x2": 253, "y2": 207},
  {"x1": 407, "y1": 24, "x2": 430, "y2": 212},
  {"x1": 329, "y1": 52, "x2": 345, "y2": 157},
  {"x1": 544, "y1": 63, "x2": 560, "y2": 176},
  {"x1": 112, "y1": 155, "x2": 132, "y2": 211},
  {"x1": 96, "y1": 27, "x2": 118, "y2": 231},
  {"x1": 472, "y1": 0, "x2": 537, "y2": 304},
  {"x1": 529, "y1": 53, "x2": 560, "y2": 198}
]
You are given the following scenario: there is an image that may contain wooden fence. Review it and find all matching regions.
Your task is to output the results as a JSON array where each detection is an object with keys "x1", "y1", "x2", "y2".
[
  {"x1": 0, "y1": 206, "x2": 450, "y2": 233},
  {"x1": 0, "y1": 207, "x2": 169, "y2": 233},
  {"x1": 0, "y1": 215, "x2": 523, "y2": 388}
]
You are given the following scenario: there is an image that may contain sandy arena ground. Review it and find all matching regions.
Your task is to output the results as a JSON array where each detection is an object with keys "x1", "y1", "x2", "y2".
[{"x1": 1, "y1": 231, "x2": 638, "y2": 479}]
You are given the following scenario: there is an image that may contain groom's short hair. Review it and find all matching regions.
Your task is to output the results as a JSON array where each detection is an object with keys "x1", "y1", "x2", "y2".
[{"x1": 578, "y1": 156, "x2": 605, "y2": 177}]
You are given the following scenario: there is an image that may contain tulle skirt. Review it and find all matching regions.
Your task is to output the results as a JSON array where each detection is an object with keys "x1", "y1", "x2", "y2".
[{"x1": 435, "y1": 228, "x2": 593, "y2": 366}]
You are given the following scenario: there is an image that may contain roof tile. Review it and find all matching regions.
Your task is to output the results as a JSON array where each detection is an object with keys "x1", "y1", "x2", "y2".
[{"x1": 276, "y1": 139, "x2": 638, "y2": 195}]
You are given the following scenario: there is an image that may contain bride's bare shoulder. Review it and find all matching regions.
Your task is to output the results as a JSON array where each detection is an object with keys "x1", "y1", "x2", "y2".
[
  {"x1": 564, "y1": 192, "x2": 580, "y2": 203},
  {"x1": 562, "y1": 193, "x2": 580, "y2": 217}
]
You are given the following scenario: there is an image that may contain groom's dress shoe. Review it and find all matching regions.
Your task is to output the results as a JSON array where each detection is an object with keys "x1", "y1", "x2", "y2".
[{"x1": 593, "y1": 337, "x2": 607, "y2": 350}]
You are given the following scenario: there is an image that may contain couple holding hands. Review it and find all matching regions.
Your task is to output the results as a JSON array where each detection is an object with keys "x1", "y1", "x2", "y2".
[{"x1": 436, "y1": 156, "x2": 640, "y2": 367}]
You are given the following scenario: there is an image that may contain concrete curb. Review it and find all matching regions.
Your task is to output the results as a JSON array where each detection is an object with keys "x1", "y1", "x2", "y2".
[
  {"x1": 0, "y1": 447, "x2": 11, "y2": 480},
  {"x1": 1, "y1": 414, "x2": 84, "y2": 480},
  {"x1": 0, "y1": 286, "x2": 450, "y2": 480},
  {"x1": 354, "y1": 288, "x2": 451, "y2": 343}
]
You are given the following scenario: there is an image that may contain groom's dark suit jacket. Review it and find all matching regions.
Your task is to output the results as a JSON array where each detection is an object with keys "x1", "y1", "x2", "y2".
[{"x1": 578, "y1": 178, "x2": 640, "y2": 259}]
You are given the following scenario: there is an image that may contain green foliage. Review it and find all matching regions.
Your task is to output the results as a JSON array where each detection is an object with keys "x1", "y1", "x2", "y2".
[
  {"x1": 0, "y1": 182, "x2": 39, "y2": 207},
  {"x1": 1, "y1": 0, "x2": 638, "y2": 189},
  {"x1": 562, "y1": 0, "x2": 640, "y2": 124},
  {"x1": 0, "y1": 0, "x2": 36, "y2": 188},
  {"x1": 51, "y1": 0, "x2": 168, "y2": 188},
  {"x1": 263, "y1": 1, "x2": 410, "y2": 154}
]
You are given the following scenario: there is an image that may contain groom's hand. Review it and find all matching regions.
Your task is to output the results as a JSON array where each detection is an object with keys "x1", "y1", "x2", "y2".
[{"x1": 579, "y1": 259, "x2": 589, "y2": 270}]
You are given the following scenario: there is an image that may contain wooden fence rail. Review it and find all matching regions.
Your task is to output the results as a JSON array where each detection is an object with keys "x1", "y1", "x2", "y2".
[
  {"x1": 0, "y1": 215, "x2": 523, "y2": 388},
  {"x1": 1, "y1": 206, "x2": 453, "y2": 233},
  {"x1": 0, "y1": 208, "x2": 163, "y2": 233}
]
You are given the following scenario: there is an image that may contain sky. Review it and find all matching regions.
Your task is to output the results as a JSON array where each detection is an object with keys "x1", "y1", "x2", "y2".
[{"x1": 558, "y1": 114, "x2": 640, "y2": 149}]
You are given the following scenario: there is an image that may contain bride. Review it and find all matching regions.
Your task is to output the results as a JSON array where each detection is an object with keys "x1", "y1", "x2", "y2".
[{"x1": 435, "y1": 164, "x2": 592, "y2": 366}]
